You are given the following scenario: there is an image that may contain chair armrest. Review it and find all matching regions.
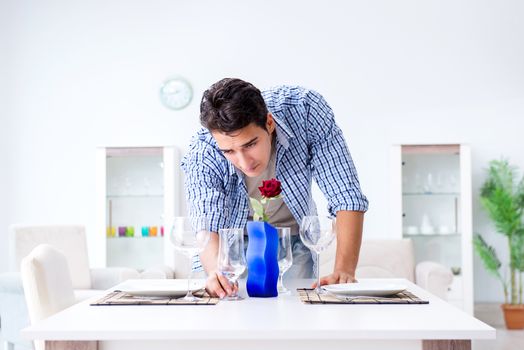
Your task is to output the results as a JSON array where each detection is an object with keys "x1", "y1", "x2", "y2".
[
  {"x1": 90, "y1": 267, "x2": 140, "y2": 290},
  {"x1": 415, "y1": 261, "x2": 453, "y2": 300},
  {"x1": 140, "y1": 265, "x2": 175, "y2": 279}
]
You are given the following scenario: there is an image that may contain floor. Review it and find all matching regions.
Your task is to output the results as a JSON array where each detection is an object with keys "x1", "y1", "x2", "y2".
[
  {"x1": 473, "y1": 303, "x2": 524, "y2": 350},
  {"x1": 473, "y1": 329, "x2": 524, "y2": 350}
]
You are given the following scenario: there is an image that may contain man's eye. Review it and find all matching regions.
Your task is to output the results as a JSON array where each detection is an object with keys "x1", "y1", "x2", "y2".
[
  {"x1": 222, "y1": 150, "x2": 232, "y2": 155},
  {"x1": 246, "y1": 142, "x2": 256, "y2": 148}
]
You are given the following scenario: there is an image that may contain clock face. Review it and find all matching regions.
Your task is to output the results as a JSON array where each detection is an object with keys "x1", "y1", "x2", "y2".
[{"x1": 159, "y1": 77, "x2": 193, "y2": 110}]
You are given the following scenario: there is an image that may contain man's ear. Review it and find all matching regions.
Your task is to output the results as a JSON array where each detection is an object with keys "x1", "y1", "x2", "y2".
[{"x1": 266, "y1": 113, "x2": 275, "y2": 133}]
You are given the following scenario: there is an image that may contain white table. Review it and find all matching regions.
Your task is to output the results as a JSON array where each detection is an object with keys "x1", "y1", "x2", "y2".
[{"x1": 22, "y1": 279, "x2": 495, "y2": 350}]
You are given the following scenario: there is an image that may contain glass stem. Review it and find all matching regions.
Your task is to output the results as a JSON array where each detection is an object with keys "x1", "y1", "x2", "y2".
[
  {"x1": 316, "y1": 252, "x2": 321, "y2": 292},
  {"x1": 187, "y1": 264, "x2": 193, "y2": 297},
  {"x1": 279, "y1": 273, "x2": 284, "y2": 289}
]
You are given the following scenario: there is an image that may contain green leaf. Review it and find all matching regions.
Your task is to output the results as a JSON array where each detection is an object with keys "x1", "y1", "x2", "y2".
[
  {"x1": 473, "y1": 234, "x2": 502, "y2": 278},
  {"x1": 480, "y1": 159, "x2": 524, "y2": 237},
  {"x1": 250, "y1": 197, "x2": 264, "y2": 221}
]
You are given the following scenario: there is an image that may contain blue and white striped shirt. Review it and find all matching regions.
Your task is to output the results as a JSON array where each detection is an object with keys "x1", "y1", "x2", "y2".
[{"x1": 181, "y1": 85, "x2": 368, "y2": 235}]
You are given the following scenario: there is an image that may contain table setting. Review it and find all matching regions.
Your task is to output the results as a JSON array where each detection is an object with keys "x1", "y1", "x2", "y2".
[
  {"x1": 90, "y1": 212, "x2": 429, "y2": 307},
  {"x1": 22, "y1": 209, "x2": 493, "y2": 350}
]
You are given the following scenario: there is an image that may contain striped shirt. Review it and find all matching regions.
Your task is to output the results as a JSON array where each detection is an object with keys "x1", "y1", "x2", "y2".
[{"x1": 181, "y1": 86, "x2": 368, "y2": 268}]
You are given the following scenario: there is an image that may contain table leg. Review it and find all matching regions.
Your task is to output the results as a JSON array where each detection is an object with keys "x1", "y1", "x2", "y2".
[
  {"x1": 45, "y1": 341, "x2": 98, "y2": 350},
  {"x1": 422, "y1": 340, "x2": 471, "y2": 350}
]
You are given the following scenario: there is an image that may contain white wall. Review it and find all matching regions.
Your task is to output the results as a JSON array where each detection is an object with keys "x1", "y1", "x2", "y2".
[
  {"x1": 0, "y1": 0, "x2": 12, "y2": 271},
  {"x1": 2, "y1": 0, "x2": 524, "y2": 303}
]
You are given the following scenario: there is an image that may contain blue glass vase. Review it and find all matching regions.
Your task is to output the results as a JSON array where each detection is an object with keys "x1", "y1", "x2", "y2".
[{"x1": 246, "y1": 221, "x2": 279, "y2": 297}]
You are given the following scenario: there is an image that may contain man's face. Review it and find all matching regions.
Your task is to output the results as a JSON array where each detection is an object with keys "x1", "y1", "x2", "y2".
[{"x1": 212, "y1": 114, "x2": 275, "y2": 178}]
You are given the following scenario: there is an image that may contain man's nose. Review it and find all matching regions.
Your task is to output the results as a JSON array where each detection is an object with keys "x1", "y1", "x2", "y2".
[{"x1": 237, "y1": 152, "x2": 251, "y2": 170}]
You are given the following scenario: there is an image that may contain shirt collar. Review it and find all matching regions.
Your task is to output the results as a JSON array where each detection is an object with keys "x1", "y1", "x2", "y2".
[{"x1": 271, "y1": 112, "x2": 294, "y2": 149}]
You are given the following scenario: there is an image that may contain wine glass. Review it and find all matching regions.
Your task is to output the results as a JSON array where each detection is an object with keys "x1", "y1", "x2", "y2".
[
  {"x1": 299, "y1": 216, "x2": 336, "y2": 294},
  {"x1": 169, "y1": 216, "x2": 210, "y2": 302},
  {"x1": 218, "y1": 228, "x2": 246, "y2": 300},
  {"x1": 277, "y1": 227, "x2": 293, "y2": 295}
]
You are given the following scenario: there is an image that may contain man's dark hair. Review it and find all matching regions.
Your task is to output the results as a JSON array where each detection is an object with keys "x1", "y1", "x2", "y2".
[{"x1": 200, "y1": 78, "x2": 269, "y2": 133}]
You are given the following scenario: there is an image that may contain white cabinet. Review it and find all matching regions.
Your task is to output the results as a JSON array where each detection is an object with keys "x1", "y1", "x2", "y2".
[
  {"x1": 391, "y1": 144, "x2": 473, "y2": 314},
  {"x1": 94, "y1": 146, "x2": 182, "y2": 270}
]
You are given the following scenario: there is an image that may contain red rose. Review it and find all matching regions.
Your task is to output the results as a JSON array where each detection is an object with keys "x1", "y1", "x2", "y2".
[{"x1": 258, "y1": 178, "x2": 282, "y2": 198}]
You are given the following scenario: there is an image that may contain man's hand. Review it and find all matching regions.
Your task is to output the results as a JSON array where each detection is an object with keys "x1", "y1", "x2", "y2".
[
  {"x1": 312, "y1": 270, "x2": 357, "y2": 288},
  {"x1": 205, "y1": 270, "x2": 238, "y2": 299},
  {"x1": 200, "y1": 233, "x2": 238, "y2": 298}
]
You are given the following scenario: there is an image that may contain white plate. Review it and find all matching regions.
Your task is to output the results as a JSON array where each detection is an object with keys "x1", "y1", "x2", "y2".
[
  {"x1": 322, "y1": 281, "x2": 407, "y2": 297},
  {"x1": 116, "y1": 279, "x2": 205, "y2": 297}
]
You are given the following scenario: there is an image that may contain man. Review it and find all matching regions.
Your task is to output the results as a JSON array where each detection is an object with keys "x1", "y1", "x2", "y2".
[{"x1": 181, "y1": 78, "x2": 368, "y2": 298}]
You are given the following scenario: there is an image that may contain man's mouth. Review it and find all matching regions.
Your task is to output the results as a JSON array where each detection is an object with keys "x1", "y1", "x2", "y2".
[{"x1": 245, "y1": 164, "x2": 258, "y2": 173}]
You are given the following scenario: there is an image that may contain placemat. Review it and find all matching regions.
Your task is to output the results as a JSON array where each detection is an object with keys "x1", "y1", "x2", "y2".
[
  {"x1": 297, "y1": 288, "x2": 429, "y2": 304},
  {"x1": 90, "y1": 290, "x2": 219, "y2": 306}
]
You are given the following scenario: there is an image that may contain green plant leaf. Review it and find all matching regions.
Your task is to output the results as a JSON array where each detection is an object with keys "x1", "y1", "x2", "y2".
[
  {"x1": 249, "y1": 197, "x2": 264, "y2": 221},
  {"x1": 480, "y1": 159, "x2": 524, "y2": 237},
  {"x1": 473, "y1": 234, "x2": 502, "y2": 278}
]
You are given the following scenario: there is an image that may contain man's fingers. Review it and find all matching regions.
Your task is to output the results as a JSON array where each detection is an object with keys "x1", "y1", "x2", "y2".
[
  {"x1": 338, "y1": 273, "x2": 357, "y2": 284},
  {"x1": 311, "y1": 272, "x2": 358, "y2": 288},
  {"x1": 206, "y1": 273, "x2": 228, "y2": 298},
  {"x1": 338, "y1": 274, "x2": 350, "y2": 284},
  {"x1": 205, "y1": 279, "x2": 223, "y2": 298},
  {"x1": 311, "y1": 275, "x2": 334, "y2": 288},
  {"x1": 216, "y1": 273, "x2": 234, "y2": 296}
]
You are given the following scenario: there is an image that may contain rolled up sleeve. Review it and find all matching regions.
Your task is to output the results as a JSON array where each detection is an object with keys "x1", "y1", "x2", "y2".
[{"x1": 305, "y1": 91, "x2": 369, "y2": 216}]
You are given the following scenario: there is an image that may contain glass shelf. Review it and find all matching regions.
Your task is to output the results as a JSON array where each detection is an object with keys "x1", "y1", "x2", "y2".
[
  {"x1": 403, "y1": 233, "x2": 460, "y2": 237},
  {"x1": 107, "y1": 236, "x2": 163, "y2": 239},
  {"x1": 402, "y1": 192, "x2": 460, "y2": 196},
  {"x1": 107, "y1": 194, "x2": 163, "y2": 198}
]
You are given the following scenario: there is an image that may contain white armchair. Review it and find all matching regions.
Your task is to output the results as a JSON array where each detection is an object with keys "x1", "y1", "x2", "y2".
[
  {"x1": 0, "y1": 224, "x2": 146, "y2": 350},
  {"x1": 320, "y1": 238, "x2": 453, "y2": 299}
]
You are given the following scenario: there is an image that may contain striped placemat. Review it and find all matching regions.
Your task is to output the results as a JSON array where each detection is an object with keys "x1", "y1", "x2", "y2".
[
  {"x1": 297, "y1": 288, "x2": 429, "y2": 304},
  {"x1": 90, "y1": 290, "x2": 218, "y2": 306}
]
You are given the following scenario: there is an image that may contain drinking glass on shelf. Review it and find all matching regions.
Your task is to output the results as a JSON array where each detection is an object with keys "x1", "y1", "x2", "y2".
[
  {"x1": 277, "y1": 227, "x2": 293, "y2": 295},
  {"x1": 169, "y1": 216, "x2": 210, "y2": 302},
  {"x1": 299, "y1": 216, "x2": 336, "y2": 294},
  {"x1": 218, "y1": 228, "x2": 246, "y2": 300}
]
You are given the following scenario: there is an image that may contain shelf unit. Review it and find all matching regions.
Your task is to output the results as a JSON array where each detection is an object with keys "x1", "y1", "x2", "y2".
[
  {"x1": 391, "y1": 144, "x2": 473, "y2": 314},
  {"x1": 94, "y1": 146, "x2": 182, "y2": 270}
]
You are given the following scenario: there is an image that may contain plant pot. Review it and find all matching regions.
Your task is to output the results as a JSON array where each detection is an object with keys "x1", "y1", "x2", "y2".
[
  {"x1": 501, "y1": 304, "x2": 524, "y2": 329},
  {"x1": 246, "y1": 221, "x2": 279, "y2": 297}
]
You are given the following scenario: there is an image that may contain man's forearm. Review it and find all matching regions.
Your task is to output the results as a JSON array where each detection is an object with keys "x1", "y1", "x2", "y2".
[
  {"x1": 200, "y1": 231, "x2": 219, "y2": 273},
  {"x1": 334, "y1": 211, "x2": 364, "y2": 276}
]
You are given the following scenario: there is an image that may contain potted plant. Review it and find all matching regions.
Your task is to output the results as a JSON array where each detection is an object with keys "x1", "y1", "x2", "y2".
[{"x1": 473, "y1": 159, "x2": 524, "y2": 329}]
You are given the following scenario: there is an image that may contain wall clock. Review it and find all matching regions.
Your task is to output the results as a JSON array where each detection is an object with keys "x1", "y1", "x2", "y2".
[{"x1": 159, "y1": 76, "x2": 193, "y2": 110}]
